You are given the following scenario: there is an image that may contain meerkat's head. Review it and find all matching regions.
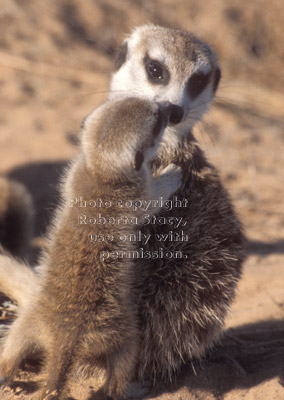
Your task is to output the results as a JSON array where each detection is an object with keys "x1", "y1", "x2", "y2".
[
  {"x1": 81, "y1": 98, "x2": 176, "y2": 180},
  {"x1": 110, "y1": 25, "x2": 221, "y2": 137}
]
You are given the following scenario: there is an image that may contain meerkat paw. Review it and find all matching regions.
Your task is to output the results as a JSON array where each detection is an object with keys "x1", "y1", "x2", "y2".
[
  {"x1": 160, "y1": 162, "x2": 182, "y2": 178},
  {"x1": 153, "y1": 163, "x2": 182, "y2": 200}
]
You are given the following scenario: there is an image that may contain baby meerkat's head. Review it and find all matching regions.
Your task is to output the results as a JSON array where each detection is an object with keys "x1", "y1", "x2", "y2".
[
  {"x1": 110, "y1": 24, "x2": 221, "y2": 133},
  {"x1": 81, "y1": 98, "x2": 176, "y2": 180}
]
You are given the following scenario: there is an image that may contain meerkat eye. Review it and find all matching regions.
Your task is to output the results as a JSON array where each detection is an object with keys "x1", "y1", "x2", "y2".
[
  {"x1": 187, "y1": 72, "x2": 210, "y2": 99},
  {"x1": 148, "y1": 61, "x2": 163, "y2": 79},
  {"x1": 144, "y1": 55, "x2": 170, "y2": 85}
]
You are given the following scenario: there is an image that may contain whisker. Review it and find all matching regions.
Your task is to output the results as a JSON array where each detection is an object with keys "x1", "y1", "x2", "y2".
[
  {"x1": 75, "y1": 89, "x2": 132, "y2": 99},
  {"x1": 214, "y1": 95, "x2": 241, "y2": 105},
  {"x1": 189, "y1": 99, "x2": 213, "y2": 111},
  {"x1": 213, "y1": 96, "x2": 249, "y2": 113},
  {"x1": 195, "y1": 122, "x2": 212, "y2": 150},
  {"x1": 187, "y1": 116, "x2": 205, "y2": 123}
]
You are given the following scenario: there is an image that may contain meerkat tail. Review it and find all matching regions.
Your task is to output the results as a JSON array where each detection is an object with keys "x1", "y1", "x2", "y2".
[{"x1": 0, "y1": 254, "x2": 38, "y2": 307}]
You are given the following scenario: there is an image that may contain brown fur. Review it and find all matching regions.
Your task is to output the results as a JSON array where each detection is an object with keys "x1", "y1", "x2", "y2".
[
  {"x1": 111, "y1": 25, "x2": 247, "y2": 383},
  {"x1": 134, "y1": 132, "x2": 247, "y2": 383},
  {"x1": 0, "y1": 97, "x2": 181, "y2": 399}
]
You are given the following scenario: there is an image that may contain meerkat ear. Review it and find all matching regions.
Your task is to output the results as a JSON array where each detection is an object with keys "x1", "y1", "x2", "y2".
[
  {"x1": 133, "y1": 150, "x2": 144, "y2": 171},
  {"x1": 114, "y1": 41, "x2": 128, "y2": 71},
  {"x1": 212, "y1": 67, "x2": 221, "y2": 93}
]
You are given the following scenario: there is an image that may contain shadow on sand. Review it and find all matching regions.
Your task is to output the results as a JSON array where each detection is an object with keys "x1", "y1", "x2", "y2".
[{"x1": 144, "y1": 319, "x2": 284, "y2": 400}]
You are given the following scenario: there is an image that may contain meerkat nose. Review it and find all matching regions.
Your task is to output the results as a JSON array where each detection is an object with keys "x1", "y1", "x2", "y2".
[
  {"x1": 169, "y1": 104, "x2": 184, "y2": 124},
  {"x1": 159, "y1": 102, "x2": 184, "y2": 125}
]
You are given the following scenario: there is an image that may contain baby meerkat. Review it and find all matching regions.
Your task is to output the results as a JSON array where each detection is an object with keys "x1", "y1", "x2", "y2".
[{"x1": 0, "y1": 97, "x2": 182, "y2": 399}]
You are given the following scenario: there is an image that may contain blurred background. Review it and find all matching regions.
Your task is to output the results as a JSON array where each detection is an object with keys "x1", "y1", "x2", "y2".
[
  {"x1": 0, "y1": 1, "x2": 284, "y2": 399},
  {"x1": 0, "y1": 0, "x2": 283, "y2": 246}
]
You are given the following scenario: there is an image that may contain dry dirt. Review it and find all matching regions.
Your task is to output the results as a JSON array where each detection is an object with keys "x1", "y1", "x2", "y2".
[{"x1": 0, "y1": 0, "x2": 283, "y2": 399}]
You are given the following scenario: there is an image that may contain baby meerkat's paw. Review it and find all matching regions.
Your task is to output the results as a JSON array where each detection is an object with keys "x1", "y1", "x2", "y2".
[
  {"x1": 154, "y1": 163, "x2": 182, "y2": 200},
  {"x1": 160, "y1": 162, "x2": 182, "y2": 180}
]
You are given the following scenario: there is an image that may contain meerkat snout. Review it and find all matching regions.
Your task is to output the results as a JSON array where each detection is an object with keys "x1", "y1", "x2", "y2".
[
  {"x1": 134, "y1": 100, "x2": 173, "y2": 171},
  {"x1": 169, "y1": 104, "x2": 184, "y2": 124},
  {"x1": 156, "y1": 102, "x2": 184, "y2": 127},
  {"x1": 135, "y1": 101, "x2": 183, "y2": 170}
]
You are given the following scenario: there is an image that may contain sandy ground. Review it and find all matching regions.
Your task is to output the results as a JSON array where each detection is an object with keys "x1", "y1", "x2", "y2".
[{"x1": 0, "y1": 0, "x2": 284, "y2": 399}]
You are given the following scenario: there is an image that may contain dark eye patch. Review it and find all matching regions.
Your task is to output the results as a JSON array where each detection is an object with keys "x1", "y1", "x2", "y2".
[
  {"x1": 144, "y1": 54, "x2": 170, "y2": 85},
  {"x1": 114, "y1": 41, "x2": 128, "y2": 71},
  {"x1": 187, "y1": 72, "x2": 210, "y2": 99}
]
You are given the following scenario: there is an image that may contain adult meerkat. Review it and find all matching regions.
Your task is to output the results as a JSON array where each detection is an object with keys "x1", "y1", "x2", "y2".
[
  {"x1": 0, "y1": 97, "x2": 182, "y2": 400},
  {"x1": 0, "y1": 177, "x2": 33, "y2": 257},
  {"x1": 109, "y1": 24, "x2": 247, "y2": 382},
  {"x1": 0, "y1": 25, "x2": 247, "y2": 384}
]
